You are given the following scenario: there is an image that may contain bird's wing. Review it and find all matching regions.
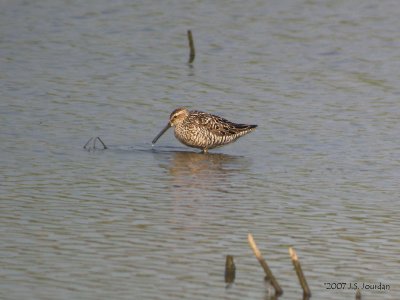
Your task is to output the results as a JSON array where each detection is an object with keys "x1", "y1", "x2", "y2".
[{"x1": 190, "y1": 111, "x2": 256, "y2": 137}]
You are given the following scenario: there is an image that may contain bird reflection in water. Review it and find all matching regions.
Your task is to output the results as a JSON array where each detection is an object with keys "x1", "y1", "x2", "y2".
[
  {"x1": 167, "y1": 151, "x2": 246, "y2": 190},
  {"x1": 158, "y1": 151, "x2": 251, "y2": 230}
]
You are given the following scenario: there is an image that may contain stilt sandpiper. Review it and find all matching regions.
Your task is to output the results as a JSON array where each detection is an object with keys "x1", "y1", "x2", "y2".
[{"x1": 152, "y1": 108, "x2": 257, "y2": 153}]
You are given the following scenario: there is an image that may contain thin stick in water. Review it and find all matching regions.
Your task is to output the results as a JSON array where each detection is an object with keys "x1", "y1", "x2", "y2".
[
  {"x1": 83, "y1": 136, "x2": 107, "y2": 151},
  {"x1": 355, "y1": 288, "x2": 361, "y2": 300},
  {"x1": 96, "y1": 136, "x2": 108, "y2": 149},
  {"x1": 248, "y1": 233, "x2": 283, "y2": 296},
  {"x1": 289, "y1": 247, "x2": 311, "y2": 298},
  {"x1": 84, "y1": 137, "x2": 94, "y2": 149},
  {"x1": 187, "y1": 30, "x2": 195, "y2": 64},
  {"x1": 224, "y1": 255, "x2": 236, "y2": 286}
]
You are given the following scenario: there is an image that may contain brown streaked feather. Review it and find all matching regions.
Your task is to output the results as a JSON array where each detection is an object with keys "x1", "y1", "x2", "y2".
[
  {"x1": 187, "y1": 111, "x2": 257, "y2": 137},
  {"x1": 152, "y1": 108, "x2": 257, "y2": 152}
]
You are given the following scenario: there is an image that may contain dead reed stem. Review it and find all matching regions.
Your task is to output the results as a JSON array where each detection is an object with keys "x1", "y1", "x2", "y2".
[
  {"x1": 248, "y1": 233, "x2": 283, "y2": 296},
  {"x1": 289, "y1": 247, "x2": 311, "y2": 298},
  {"x1": 224, "y1": 255, "x2": 236, "y2": 286},
  {"x1": 355, "y1": 288, "x2": 361, "y2": 300},
  {"x1": 187, "y1": 30, "x2": 195, "y2": 64}
]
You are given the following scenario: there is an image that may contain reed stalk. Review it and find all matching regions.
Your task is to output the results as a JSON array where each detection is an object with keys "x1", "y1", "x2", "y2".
[
  {"x1": 289, "y1": 247, "x2": 311, "y2": 298},
  {"x1": 187, "y1": 30, "x2": 195, "y2": 64},
  {"x1": 224, "y1": 255, "x2": 236, "y2": 286},
  {"x1": 248, "y1": 233, "x2": 283, "y2": 296}
]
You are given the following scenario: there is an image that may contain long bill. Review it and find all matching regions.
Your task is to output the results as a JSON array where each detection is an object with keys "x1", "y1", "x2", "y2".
[{"x1": 152, "y1": 123, "x2": 171, "y2": 145}]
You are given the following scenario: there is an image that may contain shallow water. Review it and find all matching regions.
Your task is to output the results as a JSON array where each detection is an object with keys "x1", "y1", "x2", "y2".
[{"x1": 1, "y1": 0, "x2": 400, "y2": 299}]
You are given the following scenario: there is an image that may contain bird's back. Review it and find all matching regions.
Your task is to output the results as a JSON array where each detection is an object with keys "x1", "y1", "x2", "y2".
[{"x1": 174, "y1": 111, "x2": 257, "y2": 150}]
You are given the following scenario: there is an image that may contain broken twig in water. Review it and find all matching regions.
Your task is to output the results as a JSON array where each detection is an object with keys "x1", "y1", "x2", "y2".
[
  {"x1": 83, "y1": 136, "x2": 108, "y2": 151},
  {"x1": 248, "y1": 233, "x2": 283, "y2": 296},
  {"x1": 187, "y1": 30, "x2": 195, "y2": 64},
  {"x1": 289, "y1": 247, "x2": 311, "y2": 298},
  {"x1": 355, "y1": 288, "x2": 361, "y2": 300},
  {"x1": 224, "y1": 255, "x2": 236, "y2": 287},
  {"x1": 84, "y1": 137, "x2": 94, "y2": 149}
]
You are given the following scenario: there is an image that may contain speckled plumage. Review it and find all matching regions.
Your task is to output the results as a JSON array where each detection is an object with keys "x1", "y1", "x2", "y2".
[{"x1": 152, "y1": 108, "x2": 257, "y2": 153}]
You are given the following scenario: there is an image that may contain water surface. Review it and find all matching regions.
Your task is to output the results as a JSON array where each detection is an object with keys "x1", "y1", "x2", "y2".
[{"x1": 1, "y1": 0, "x2": 400, "y2": 299}]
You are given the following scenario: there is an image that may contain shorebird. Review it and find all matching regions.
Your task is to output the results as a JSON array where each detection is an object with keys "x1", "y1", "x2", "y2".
[{"x1": 152, "y1": 108, "x2": 257, "y2": 153}]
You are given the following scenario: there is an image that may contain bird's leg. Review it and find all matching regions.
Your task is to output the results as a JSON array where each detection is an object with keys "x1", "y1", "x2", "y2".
[{"x1": 201, "y1": 148, "x2": 208, "y2": 154}]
